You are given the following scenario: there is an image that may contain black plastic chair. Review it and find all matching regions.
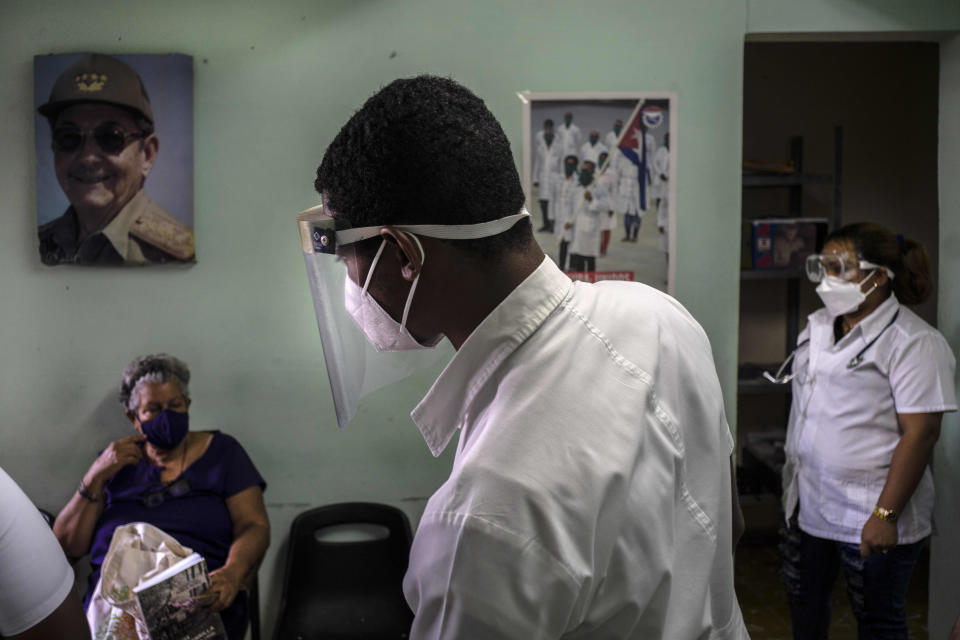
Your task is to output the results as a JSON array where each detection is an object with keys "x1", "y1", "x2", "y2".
[{"x1": 273, "y1": 502, "x2": 414, "y2": 640}]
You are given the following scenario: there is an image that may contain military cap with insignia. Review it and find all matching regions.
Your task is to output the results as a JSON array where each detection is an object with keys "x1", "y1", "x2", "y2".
[{"x1": 38, "y1": 53, "x2": 154, "y2": 125}]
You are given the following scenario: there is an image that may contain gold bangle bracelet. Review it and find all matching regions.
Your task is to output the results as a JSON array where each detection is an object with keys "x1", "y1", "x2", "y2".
[{"x1": 873, "y1": 505, "x2": 898, "y2": 522}]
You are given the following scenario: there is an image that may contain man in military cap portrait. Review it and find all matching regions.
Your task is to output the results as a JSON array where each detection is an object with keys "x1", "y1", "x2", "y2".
[{"x1": 36, "y1": 53, "x2": 195, "y2": 265}]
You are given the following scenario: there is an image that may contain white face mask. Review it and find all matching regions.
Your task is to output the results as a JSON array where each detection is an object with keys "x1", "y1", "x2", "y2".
[
  {"x1": 298, "y1": 204, "x2": 531, "y2": 427},
  {"x1": 815, "y1": 270, "x2": 878, "y2": 316},
  {"x1": 344, "y1": 234, "x2": 443, "y2": 351}
]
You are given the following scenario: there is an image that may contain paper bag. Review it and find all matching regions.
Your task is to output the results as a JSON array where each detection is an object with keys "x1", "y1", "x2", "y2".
[{"x1": 86, "y1": 522, "x2": 194, "y2": 640}]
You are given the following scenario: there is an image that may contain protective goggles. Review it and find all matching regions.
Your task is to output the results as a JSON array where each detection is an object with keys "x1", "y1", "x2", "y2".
[
  {"x1": 805, "y1": 253, "x2": 894, "y2": 283},
  {"x1": 51, "y1": 123, "x2": 146, "y2": 155},
  {"x1": 296, "y1": 203, "x2": 530, "y2": 428}
]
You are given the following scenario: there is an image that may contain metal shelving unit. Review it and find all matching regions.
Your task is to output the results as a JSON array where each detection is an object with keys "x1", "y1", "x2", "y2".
[{"x1": 737, "y1": 129, "x2": 843, "y2": 494}]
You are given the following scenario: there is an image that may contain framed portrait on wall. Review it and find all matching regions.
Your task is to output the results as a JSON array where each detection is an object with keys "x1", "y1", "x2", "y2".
[
  {"x1": 520, "y1": 92, "x2": 676, "y2": 293},
  {"x1": 34, "y1": 53, "x2": 195, "y2": 266}
]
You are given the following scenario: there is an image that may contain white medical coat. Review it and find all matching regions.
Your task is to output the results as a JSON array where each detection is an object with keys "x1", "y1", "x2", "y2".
[
  {"x1": 568, "y1": 182, "x2": 611, "y2": 258},
  {"x1": 558, "y1": 122, "x2": 582, "y2": 158},
  {"x1": 552, "y1": 174, "x2": 580, "y2": 243},
  {"x1": 405, "y1": 258, "x2": 748, "y2": 639},
  {"x1": 533, "y1": 132, "x2": 564, "y2": 202},
  {"x1": 579, "y1": 141, "x2": 608, "y2": 165},
  {"x1": 782, "y1": 294, "x2": 957, "y2": 544}
]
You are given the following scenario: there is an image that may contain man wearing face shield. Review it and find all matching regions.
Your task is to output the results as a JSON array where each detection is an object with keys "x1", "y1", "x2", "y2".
[
  {"x1": 303, "y1": 75, "x2": 747, "y2": 639},
  {"x1": 778, "y1": 223, "x2": 956, "y2": 638}
]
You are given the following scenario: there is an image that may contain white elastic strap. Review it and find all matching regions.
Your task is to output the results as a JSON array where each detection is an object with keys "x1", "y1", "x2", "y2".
[
  {"x1": 399, "y1": 234, "x2": 426, "y2": 329},
  {"x1": 337, "y1": 209, "x2": 531, "y2": 246},
  {"x1": 362, "y1": 240, "x2": 388, "y2": 293},
  {"x1": 860, "y1": 262, "x2": 895, "y2": 280}
]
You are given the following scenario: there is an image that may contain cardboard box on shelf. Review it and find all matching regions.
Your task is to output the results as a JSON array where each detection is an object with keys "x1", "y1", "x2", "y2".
[{"x1": 749, "y1": 218, "x2": 828, "y2": 270}]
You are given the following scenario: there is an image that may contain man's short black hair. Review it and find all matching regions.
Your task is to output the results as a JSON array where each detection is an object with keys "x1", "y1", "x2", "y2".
[
  {"x1": 315, "y1": 75, "x2": 529, "y2": 258},
  {"x1": 543, "y1": 118, "x2": 554, "y2": 128}
]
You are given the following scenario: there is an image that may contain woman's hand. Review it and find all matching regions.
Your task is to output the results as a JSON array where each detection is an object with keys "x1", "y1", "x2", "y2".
[
  {"x1": 88, "y1": 434, "x2": 147, "y2": 484},
  {"x1": 203, "y1": 567, "x2": 242, "y2": 611},
  {"x1": 860, "y1": 513, "x2": 898, "y2": 558}
]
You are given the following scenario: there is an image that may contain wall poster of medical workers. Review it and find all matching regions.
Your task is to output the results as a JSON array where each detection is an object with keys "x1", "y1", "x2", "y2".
[
  {"x1": 520, "y1": 92, "x2": 676, "y2": 294},
  {"x1": 34, "y1": 53, "x2": 196, "y2": 266}
]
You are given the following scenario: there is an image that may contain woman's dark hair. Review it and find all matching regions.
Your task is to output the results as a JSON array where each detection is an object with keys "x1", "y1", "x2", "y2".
[
  {"x1": 315, "y1": 75, "x2": 529, "y2": 258},
  {"x1": 826, "y1": 222, "x2": 932, "y2": 305}
]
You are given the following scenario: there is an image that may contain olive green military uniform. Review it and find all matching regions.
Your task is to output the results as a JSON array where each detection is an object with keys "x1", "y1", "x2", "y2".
[{"x1": 38, "y1": 190, "x2": 195, "y2": 266}]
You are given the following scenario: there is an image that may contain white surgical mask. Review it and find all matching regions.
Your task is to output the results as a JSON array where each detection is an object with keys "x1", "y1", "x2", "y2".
[
  {"x1": 345, "y1": 234, "x2": 442, "y2": 351},
  {"x1": 297, "y1": 205, "x2": 531, "y2": 428},
  {"x1": 815, "y1": 270, "x2": 877, "y2": 316}
]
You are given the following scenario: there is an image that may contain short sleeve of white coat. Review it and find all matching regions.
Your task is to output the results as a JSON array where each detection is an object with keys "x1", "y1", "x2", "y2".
[
  {"x1": 888, "y1": 330, "x2": 958, "y2": 414},
  {"x1": 404, "y1": 511, "x2": 580, "y2": 640},
  {"x1": 0, "y1": 467, "x2": 75, "y2": 636}
]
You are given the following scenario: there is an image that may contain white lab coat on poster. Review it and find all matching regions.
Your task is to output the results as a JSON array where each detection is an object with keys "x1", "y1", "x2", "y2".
[
  {"x1": 596, "y1": 168, "x2": 619, "y2": 232},
  {"x1": 569, "y1": 181, "x2": 611, "y2": 257},
  {"x1": 579, "y1": 141, "x2": 608, "y2": 165},
  {"x1": 651, "y1": 143, "x2": 669, "y2": 201},
  {"x1": 654, "y1": 145, "x2": 670, "y2": 252},
  {"x1": 533, "y1": 132, "x2": 564, "y2": 202},
  {"x1": 557, "y1": 122, "x2": 582, "y2": 158},
  {"x1": 612, "y1": 151, "x2": 645, "y2": 216},
  {"x1": 604, "y1": 130, "x2": 620, "y2": 152},
  {"x1": 552, "y1": 173, "x2": 580, "y2": 243}
]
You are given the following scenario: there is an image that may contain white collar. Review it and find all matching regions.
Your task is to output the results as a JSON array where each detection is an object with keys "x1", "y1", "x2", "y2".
[{"x1": 411, "y1": 257, "x2": 572, "y2": 456}]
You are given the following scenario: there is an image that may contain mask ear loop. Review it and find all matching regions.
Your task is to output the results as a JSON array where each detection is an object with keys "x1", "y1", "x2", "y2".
[
  {"x1": 399, "y1": 234, "x2": 426, "y2": 330},
  {"x1": 361, "y1": 240, "x2": 389, "y2": 294}
]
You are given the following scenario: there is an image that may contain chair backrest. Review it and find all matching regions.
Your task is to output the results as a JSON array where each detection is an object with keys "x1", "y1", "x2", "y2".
[{"x1": 273, "y1": 502, "x2": 414, "y2": 640}]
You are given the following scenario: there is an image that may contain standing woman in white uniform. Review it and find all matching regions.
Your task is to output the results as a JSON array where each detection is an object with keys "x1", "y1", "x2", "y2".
[{"x1": 779, "y1": 222, "x2": 957, "y2": 639}]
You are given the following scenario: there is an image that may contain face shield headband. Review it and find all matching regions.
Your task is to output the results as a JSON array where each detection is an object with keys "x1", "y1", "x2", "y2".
[{"x1": 297, "y1": 204, "x2": 531, "y2": 428}]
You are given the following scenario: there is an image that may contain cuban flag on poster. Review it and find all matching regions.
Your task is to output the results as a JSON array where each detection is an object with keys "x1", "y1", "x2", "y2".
[{"x1": 616, "y1": 103, "x2": 663, "y2": 211}]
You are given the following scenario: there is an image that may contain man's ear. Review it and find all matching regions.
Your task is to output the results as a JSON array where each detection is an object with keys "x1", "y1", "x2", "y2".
[
  {"x1": 140, "y1": 134, "x2": 159, "y2": 180},
  {"x1": 125, "y1": 410, "x2": 138, "y2": 426},
  {"x1": 380, "y1": 228, "x2": 423, "y2": 282}
]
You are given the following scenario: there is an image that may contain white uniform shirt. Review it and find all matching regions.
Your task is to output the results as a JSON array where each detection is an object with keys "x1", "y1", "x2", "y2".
[
  {"x1": 782, "y1": 294, "x2": 957, "y2": 544},
  {"x1": 0, "y1": 466, "x2": 75, "y2": 636},
  {"x1": 568, "y1": 181, "x2": 611, "y2": 258},
  {"x1": 405, "y1": 257, "x2": 748, "y2": 639}
]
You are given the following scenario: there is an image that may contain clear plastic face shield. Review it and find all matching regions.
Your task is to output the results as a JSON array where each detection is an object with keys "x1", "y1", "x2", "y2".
[{"x1": 297, "y1": 203, "x2": 531, "y2": 427}]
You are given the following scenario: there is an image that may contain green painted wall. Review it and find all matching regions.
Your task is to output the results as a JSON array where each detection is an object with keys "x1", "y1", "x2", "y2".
[{"x1": 0, "y1": 0, "x2": 957, "y2": 634}]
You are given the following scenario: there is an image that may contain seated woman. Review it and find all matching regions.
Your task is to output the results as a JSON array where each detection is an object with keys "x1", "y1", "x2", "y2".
[{"x1": 53, "y1": 354, "x2": 270, "y2": 640}]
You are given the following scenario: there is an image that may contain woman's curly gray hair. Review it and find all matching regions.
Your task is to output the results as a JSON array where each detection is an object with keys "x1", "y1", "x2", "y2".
[{"x1": 118, "y1": 354, "x2": 191, "y2": 413}]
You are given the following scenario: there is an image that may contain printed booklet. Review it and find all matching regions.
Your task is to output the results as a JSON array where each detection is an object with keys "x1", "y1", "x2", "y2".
[{"x1": 133, "y1": 552, "x2": 227, "y2": 640}]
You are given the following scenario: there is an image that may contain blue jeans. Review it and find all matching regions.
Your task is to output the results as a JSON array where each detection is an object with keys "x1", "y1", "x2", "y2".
[{"x1": 780, "y1": 517, "x2": 924, "y2": 640}]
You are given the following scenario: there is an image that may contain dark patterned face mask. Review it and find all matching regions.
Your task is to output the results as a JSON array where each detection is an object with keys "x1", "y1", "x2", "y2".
[{"x1": 139, "y1": 409, "x2": 189, "y2": 450}]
